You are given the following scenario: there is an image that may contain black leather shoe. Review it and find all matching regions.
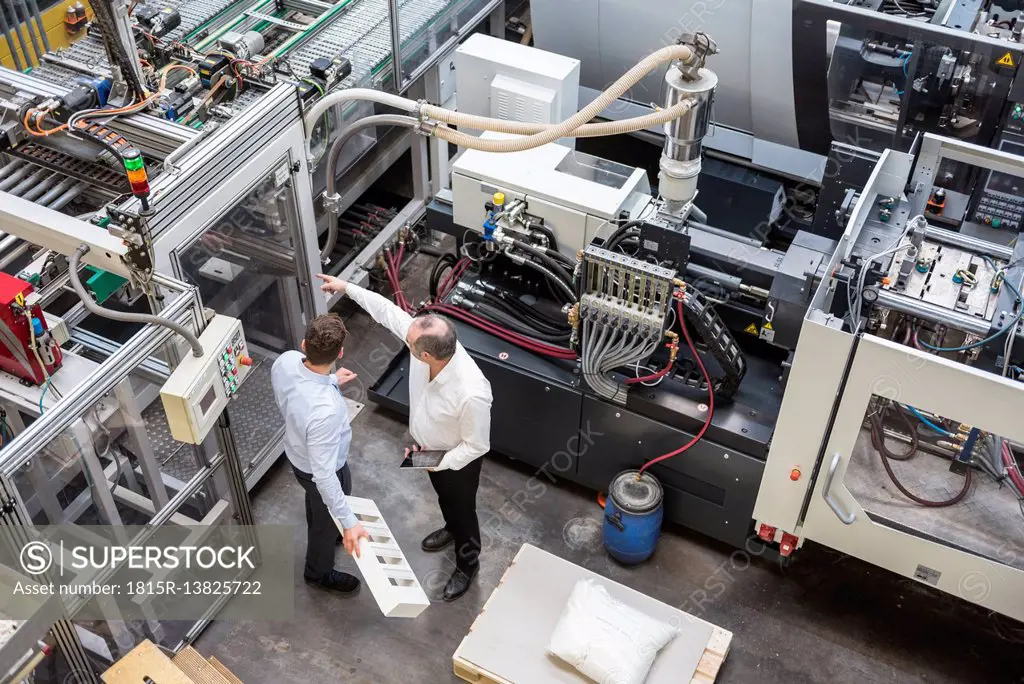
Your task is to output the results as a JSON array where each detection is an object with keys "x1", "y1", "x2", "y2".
[
  {"x1": 305, "y1": 570, "x2": 360, "y2": 595},
  {"x1": 442, "y1": 567, "x2": 477, "y2": 602},
  {"x1": 421, "y1": 528, "x2": 455, "y2": 552}
]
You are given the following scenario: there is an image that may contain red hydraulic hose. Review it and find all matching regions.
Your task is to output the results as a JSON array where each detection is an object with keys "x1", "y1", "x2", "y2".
[
  {"x1": 1003, "y1": 442, "x2": 1024, "y2": 495},
  {"x1": 428, "y1": 304, "x2": 574, "y2": 356},
  {"x1": 638, "y1": 297, "x2": 714, "y2": 476}
]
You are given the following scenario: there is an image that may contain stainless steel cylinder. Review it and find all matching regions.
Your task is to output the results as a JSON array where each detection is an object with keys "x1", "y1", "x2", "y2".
[
  {"x1": 873, "y1": 288, "x2": 1015, "y2": 339},
  {"x1": 662, "y1": 65, "x2": 717, "y2": 164}
]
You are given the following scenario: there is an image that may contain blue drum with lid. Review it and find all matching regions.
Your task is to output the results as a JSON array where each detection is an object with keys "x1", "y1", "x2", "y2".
[{"x1": 603, "y1": 469, "x2": 664, "y2": 565}]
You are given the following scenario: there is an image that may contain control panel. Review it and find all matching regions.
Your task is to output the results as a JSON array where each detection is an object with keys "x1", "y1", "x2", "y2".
[
  {"x1": 971, "y1": 132, "x2": 1024, "y2": 230},
  {"x1": 160, "y1": 314, "x2": 253, "y2": 445}
]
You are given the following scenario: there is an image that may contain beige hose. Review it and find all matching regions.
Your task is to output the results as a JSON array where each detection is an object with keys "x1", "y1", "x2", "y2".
[
  {"x1": 430, "y1": 97, "x2": 694, "y2": 151},
  {"x1": 420, "y1": 43, "x2": 695, "y2": 153}
]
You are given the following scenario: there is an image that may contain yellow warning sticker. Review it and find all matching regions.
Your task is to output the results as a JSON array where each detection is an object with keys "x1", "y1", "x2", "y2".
[
  {"x1": 744, "y1": 323, "x2": 758, "y2": 335},
  {"x1": 763, "y1": 321, "x2": 774, "y2": 330},
  {"x1": 14, "y1": 293, "x2": 24, "y2": 307},
  {"x1": 997, "y1": 52, "x2": 1016, "y2": 68}
]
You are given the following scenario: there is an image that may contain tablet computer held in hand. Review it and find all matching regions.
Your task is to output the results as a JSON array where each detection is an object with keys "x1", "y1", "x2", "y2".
[{"x1": 400, "y1": 449, "x2": 446, "y2": 469}]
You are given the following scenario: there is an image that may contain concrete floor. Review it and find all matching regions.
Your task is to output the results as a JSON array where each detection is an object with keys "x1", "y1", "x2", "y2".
[{"x1": 197, "y1": 253, "x2": 1024, "y2": 683}]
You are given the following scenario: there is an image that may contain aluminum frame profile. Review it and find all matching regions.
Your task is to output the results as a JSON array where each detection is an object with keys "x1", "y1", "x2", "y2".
[{"x1": 121, "y1": 83, "x2": 302, "y2": 238}]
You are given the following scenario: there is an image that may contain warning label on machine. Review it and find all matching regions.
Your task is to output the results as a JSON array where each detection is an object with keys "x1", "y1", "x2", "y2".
[{"x1": 995, "y1": 51, "x2": 1017, "y2": 68}]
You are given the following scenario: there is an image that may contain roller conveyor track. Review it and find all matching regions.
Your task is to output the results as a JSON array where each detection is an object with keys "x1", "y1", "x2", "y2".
[{"x1": 30, "y1": 0, "x2": 487, "y2": 102}]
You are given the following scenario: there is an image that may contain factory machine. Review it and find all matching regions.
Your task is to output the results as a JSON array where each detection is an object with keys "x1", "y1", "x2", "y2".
[
  {"x1": 0, "y1": 0, "x2": 504, "y2": 489},
  {"x1": 0, "y1": 0, "x2": 503, "y2": 678},
  {"x1": 349, "y1": 18, "x2": 1024, "y2": 624}
]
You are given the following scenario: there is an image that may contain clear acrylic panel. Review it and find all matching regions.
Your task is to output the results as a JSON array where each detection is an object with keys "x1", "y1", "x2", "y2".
[
  {"x1": 393, "y1": 0, "x2": 493, "y2": 90},
  {"x1": 174, "y1": 161, "x2": 305, "y2": 477}
]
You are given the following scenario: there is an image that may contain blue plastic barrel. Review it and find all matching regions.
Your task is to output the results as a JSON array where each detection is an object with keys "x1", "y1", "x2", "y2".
[{"x1": 603, "y1": 469, "x2": 664, "y2": 564}]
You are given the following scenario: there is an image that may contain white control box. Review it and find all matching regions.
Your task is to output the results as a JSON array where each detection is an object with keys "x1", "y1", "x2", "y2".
[
  {"x1": 160, "y1": 314, "x2": 253, "y2": 445},
  {"x1": 454, "y1": 33, "x2": 580, "y2": 139}
]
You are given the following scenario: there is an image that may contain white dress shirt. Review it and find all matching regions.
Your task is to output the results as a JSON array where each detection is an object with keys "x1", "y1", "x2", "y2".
[
  {"x1": 270, "y1": 351, "x2": 356, "y2": 528},
  {"x1": 346, "y1": 284, "x2": 493, "y2": 471}
]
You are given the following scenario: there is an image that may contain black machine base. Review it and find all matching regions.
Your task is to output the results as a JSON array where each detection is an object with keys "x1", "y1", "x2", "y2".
[{"x1": 368, "y1": 319, "x2": 780, "y2": 550}]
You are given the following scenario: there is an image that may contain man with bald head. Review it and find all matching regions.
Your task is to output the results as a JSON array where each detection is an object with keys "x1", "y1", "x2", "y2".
[{"x1": 317, "y1": 274, "x2": 493, "y2": 602}]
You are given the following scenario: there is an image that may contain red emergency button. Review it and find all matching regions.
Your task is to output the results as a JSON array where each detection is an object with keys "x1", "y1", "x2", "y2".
[
  {"x1": 790, "y1": 467, "x2": 801, "y2": 481},
  {"x1": 238, "y1": 356, "x2": 253, "y2": 366}
]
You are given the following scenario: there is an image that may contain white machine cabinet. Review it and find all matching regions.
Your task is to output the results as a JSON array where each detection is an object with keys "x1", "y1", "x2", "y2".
[
  {"x1": 795, "y1": 334, "x2": 1024, "y2": 622},
  {"x1": 451, "y1": 136, "x2": 652, "y2": 258}
]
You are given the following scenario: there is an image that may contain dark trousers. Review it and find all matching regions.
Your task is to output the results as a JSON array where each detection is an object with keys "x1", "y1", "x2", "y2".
[
  {"x1": 292, "y1": 463, "x2": 351, "y2": 581},
  {"x1": 428, "y1": 457, "x2": 483, "y2": 573}
]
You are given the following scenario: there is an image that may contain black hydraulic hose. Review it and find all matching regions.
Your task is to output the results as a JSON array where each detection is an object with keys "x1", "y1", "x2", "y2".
[
  {"x1": 604, "y1": 220, "x2": 646, "y2": 250},
  {"x1": 509, "y1": 239, "x2": 576, "y2": 302},
  {"x1": 869, "y1": 404, "x2": 918, "y2": 461},
  {"x1": 480, "y1": 293, "x2": 568, "y2": 335},
  {"x1": 472, "y1": 302, "x2": 571, "y2": 342},
  {"x1": 322, "y1": 114, "x2": 420, "y2": 261},
  {"x1": 510, "y1": 239, "x2": 574, "y2": 285},
  {"x1": 875, "y1": 437, "x2": 973, "y2": 507},
  {"x1": 528, "y1": 222, "x2": 559, "y2": 252},
  {"x1": 546, "y1": 247, "x2": 576, "y2": 268},
  {"x1": 485, "y1": 290, "x2": 568, "y2": 329},
  {"x1": 517, "y1": 256, "x2": 577, "y2": 303},
  {"x1": 70, "y1": 245, "x2": 204, "y2": 357},
  {"x1": 430, "y1": 253, "x2": 458, "y2": 298}
]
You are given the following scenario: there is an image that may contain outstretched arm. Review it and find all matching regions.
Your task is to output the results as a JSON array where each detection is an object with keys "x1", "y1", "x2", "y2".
[{"x1": 317, "y1": 274, "x2": 412, "y2": 341}]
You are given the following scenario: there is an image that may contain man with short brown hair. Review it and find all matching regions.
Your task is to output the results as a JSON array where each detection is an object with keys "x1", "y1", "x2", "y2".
[{"x1": 271, "y1": 313, "x2": 368, "y2": 594}]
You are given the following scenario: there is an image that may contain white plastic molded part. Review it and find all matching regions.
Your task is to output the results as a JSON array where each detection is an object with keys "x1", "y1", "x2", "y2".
[{"x1": 334, "y1": 497, "x2": 430, "y2": 618}]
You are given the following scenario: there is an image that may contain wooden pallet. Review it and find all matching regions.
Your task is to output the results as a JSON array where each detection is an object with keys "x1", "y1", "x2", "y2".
[
  {"x1": 101, "y1": 640, "x2": 245, "y2": 684},
  {"x1": 453, "y1": 544, "x2": 733, "y2": 684},
  {"x1": 172, "y1": 646, "x2": 233, "y2": 684}
]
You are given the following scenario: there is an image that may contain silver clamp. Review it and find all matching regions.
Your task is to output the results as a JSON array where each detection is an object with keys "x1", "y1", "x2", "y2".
[{"x1": 323, "y1": 192, "x2": 342, "y2": 215}]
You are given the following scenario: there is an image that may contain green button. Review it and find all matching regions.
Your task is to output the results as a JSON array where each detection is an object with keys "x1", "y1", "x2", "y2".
[{"x1": 994, "y1": 218, "x2": 1003, "y2": 228}]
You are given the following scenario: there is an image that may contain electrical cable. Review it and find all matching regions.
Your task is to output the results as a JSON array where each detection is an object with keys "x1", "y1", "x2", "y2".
[
  {"x1": 637, "y1": 296, "x2": 714, "y2": 475},
  {"x1": 70, "y1": 245, "x2": 204, "y2": 357}
]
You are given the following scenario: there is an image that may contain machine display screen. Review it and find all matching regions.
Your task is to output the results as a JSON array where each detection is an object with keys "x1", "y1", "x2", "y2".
[
  {"x1": 199, "y1": 385, "x2": 217, "y2": 415},
  {"x1": 987, "y1": 141, "x2": 1024, "y2": 195}
]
